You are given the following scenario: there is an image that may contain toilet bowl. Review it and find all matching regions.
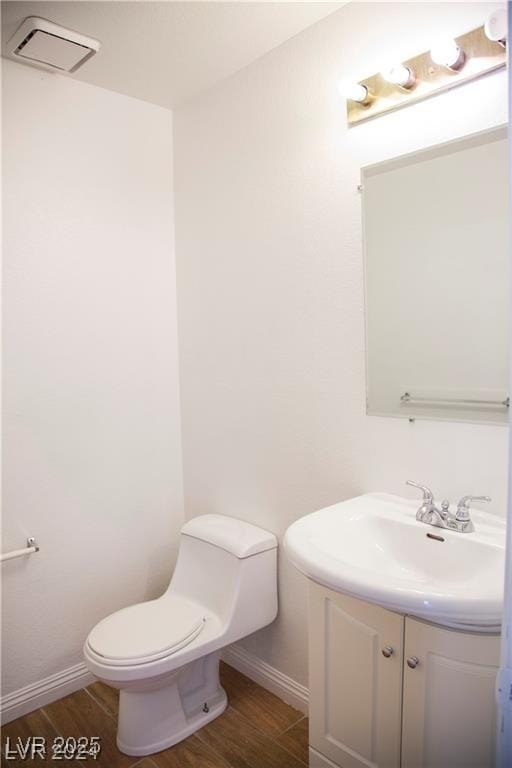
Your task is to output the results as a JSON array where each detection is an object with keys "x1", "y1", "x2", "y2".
[{"x1": 83, "y1": 514, "x2": 278, "y2": 756}]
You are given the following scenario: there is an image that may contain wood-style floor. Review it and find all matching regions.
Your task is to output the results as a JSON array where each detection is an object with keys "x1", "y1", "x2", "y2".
[{"x1": 1, "y1": 663, "x2": 309, "y2": 767}]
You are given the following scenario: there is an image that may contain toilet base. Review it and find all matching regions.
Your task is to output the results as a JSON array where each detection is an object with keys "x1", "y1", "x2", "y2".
[
  {"x1": 116, "y1": 652, "x2": 227, "y2": 757},
  {"x1": 116, "y1": 687, "x2": 227, "y2": 756}
]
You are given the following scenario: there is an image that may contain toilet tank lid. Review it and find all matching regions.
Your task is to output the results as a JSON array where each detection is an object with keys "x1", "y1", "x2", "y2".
[{"x1": 181, "y1": 515, "x2": 277, "y2": 558}]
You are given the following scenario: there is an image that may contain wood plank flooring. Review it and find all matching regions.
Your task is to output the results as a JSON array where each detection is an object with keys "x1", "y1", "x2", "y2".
[{"x1": 1, "y1": 663, "x2": 308, "y2": 767}]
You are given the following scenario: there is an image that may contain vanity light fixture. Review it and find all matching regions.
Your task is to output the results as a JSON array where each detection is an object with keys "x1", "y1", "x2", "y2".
[
  {"x1": 346, "y1": 22, "x2": 506, "y2": 126},
  {"x1": 383, "y1": 64, "x2": 416, "y2": 89},
  {"x1": 430, "y1": 39, "x2": 465, "y2": 70}
]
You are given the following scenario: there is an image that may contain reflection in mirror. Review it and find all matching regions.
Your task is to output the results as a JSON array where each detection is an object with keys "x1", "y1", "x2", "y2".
[{"x1": 363, "y1": 127, "x2": 508, "y2": 424}]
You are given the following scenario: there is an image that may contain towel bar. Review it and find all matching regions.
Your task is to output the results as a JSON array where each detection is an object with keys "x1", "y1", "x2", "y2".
[
  {"x1": 400, "y1": 392, "x2": 510, "y2": 408},
  {"x1": 1, "y1": 537, "x2": 39, "y2": 563}
]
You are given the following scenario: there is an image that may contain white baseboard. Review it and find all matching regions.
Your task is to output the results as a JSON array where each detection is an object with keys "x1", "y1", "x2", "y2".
[
  {"x1": 221, "y1": 643, "x2": 309, "y2": 715},
  {"x1": 2, "y1": 647, "x2": 308, "y2": 725},
  {"x1": 1, "y1": 663, "x2": 94, "y2": 725},
  {"x1": 309, "y1": 747, "x2": 339, "y2": 767}
]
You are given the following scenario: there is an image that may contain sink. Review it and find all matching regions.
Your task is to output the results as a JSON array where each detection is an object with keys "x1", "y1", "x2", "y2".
[{"x1": 284, "y1": 493, "x2": 506, "y2": 630}]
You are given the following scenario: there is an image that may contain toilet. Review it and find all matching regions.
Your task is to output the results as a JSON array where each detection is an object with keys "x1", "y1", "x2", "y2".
[{"x1": 83, "y1": 514, "x2": 278, "y2": 756}]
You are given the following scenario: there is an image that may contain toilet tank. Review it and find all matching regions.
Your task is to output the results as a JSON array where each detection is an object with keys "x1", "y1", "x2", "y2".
[{"x1": 167, "y1": 515, "x2": 278, "y2": 641}]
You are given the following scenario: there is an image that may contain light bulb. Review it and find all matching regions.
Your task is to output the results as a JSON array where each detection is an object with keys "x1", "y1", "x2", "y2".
[
  {"x1": 485, "y1": 8, "x2": 507, "y2": 46},
  {"x1": 382, "y1": 64, "x2": 415, "y2": 89},
  {"x1": 430, "y1": 39, "x2": 465, "y2": 70},
  {"x1": 343, "y1": 82, "x2": 369, "y2": 104},
  {"x1": 338, "y1": 80, "x2": 371, "y2": 104}
]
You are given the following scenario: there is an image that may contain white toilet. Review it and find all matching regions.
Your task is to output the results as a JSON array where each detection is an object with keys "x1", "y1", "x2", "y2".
[{"x1": 83, "y1": 514, "x2": 278, "y2": 756}]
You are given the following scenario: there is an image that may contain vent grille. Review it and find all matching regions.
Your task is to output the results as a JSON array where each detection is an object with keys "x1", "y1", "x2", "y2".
[{"x1": 7, "y1": 17, "x2": 100, "y2": 73}]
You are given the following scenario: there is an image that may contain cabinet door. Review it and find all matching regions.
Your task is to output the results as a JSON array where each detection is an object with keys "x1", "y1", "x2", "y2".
[
  {"x1": 402, "y1": 617, "x2": 500, "y2": 768},
  {"x1": 309, "y1": 583, "x2": 404, "y2": 768}
]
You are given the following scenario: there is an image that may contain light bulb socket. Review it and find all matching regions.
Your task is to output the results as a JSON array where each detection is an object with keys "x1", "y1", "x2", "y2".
[{"x1": 448, "y1": 47, "x2": 465, "y2": 70}]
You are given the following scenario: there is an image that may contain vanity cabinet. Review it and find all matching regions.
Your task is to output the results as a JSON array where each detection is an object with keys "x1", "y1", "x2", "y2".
[
  {"x1": 308, "y1": 582, "x2": 500, "y2": 768},
  {"x1": 401, "y1": 617, "x2": 499, "y2": 768}
]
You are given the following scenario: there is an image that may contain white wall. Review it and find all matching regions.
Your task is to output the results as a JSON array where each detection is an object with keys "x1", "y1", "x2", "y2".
[
  {"x1": 173, "y1": 1, "x2": 509, "y2": 687},
  {"x1": 2, "y1": 60, "x2": 183, "y2": 697}
]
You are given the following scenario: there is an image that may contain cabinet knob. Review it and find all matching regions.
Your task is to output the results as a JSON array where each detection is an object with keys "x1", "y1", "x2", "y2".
[
  {"x1": 382, "y1": 646, "x2": 394, "y2": 658},
  {"x1": 407, "y1": 656, "x2": 420, "y2": 669}
]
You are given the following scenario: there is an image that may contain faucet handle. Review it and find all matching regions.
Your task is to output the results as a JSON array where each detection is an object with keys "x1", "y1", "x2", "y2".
[
  {"x1": 406, "y1": 481, "x2": 434, "y2": 502},
  {"x1": 456, "y1": 495, "x2": 491, "y2": 520}
]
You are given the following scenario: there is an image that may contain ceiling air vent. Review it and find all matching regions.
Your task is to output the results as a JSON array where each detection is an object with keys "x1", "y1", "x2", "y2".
[{"x1": 7, "y1": 17, "x2": 100, "y2": 73}]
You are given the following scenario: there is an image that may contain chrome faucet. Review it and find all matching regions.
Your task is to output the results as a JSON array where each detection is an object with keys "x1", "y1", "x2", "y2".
[
  {"x1": 454, "y1": 495, "x2": 491, "y2": 533},
  {"x1": 406, "y1": 481, "x2": 490, "y2": 533}
]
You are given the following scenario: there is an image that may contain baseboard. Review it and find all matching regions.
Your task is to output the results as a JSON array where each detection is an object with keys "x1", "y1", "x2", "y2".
[
  {"x1": 2, "y1": 647, "x2": 308, "y2": 725},
  {"x1": 1, "y1": 663, "x2": 94, "y2": 725},
  {"x1": 309, "y1": 747, "x2": 339, "y2": 767},
  {"x1": 221, "y1": 643, "x2": 309, "y2": 715}
]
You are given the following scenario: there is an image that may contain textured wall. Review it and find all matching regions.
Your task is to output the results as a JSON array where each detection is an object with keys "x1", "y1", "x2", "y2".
[
  {"x1": 2, "y1": 60, "x2": 183, "y2": 695},
  {"x1": 173, "y1": 2, "x2": 508, "y2": 687}
]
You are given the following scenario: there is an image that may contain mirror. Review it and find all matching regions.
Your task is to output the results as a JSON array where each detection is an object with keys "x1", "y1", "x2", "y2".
[{"x1": 363, "y1": 127, "x2": 509, "y2": 425}]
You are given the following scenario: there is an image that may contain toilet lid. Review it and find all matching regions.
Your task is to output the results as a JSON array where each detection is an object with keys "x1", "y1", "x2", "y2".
[{"x1": 86, "y1": 596, "x2": 206, "y2": 666}]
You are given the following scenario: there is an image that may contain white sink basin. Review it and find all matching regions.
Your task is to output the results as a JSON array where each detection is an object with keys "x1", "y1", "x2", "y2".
[{"x1": 284, "y1": 493, "x2": 506, "y2": 630}]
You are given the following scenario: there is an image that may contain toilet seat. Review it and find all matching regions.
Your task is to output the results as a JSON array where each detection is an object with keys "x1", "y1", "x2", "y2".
[{"x1": 86, "y1": 596, "x2": 206, "y2": 666}]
